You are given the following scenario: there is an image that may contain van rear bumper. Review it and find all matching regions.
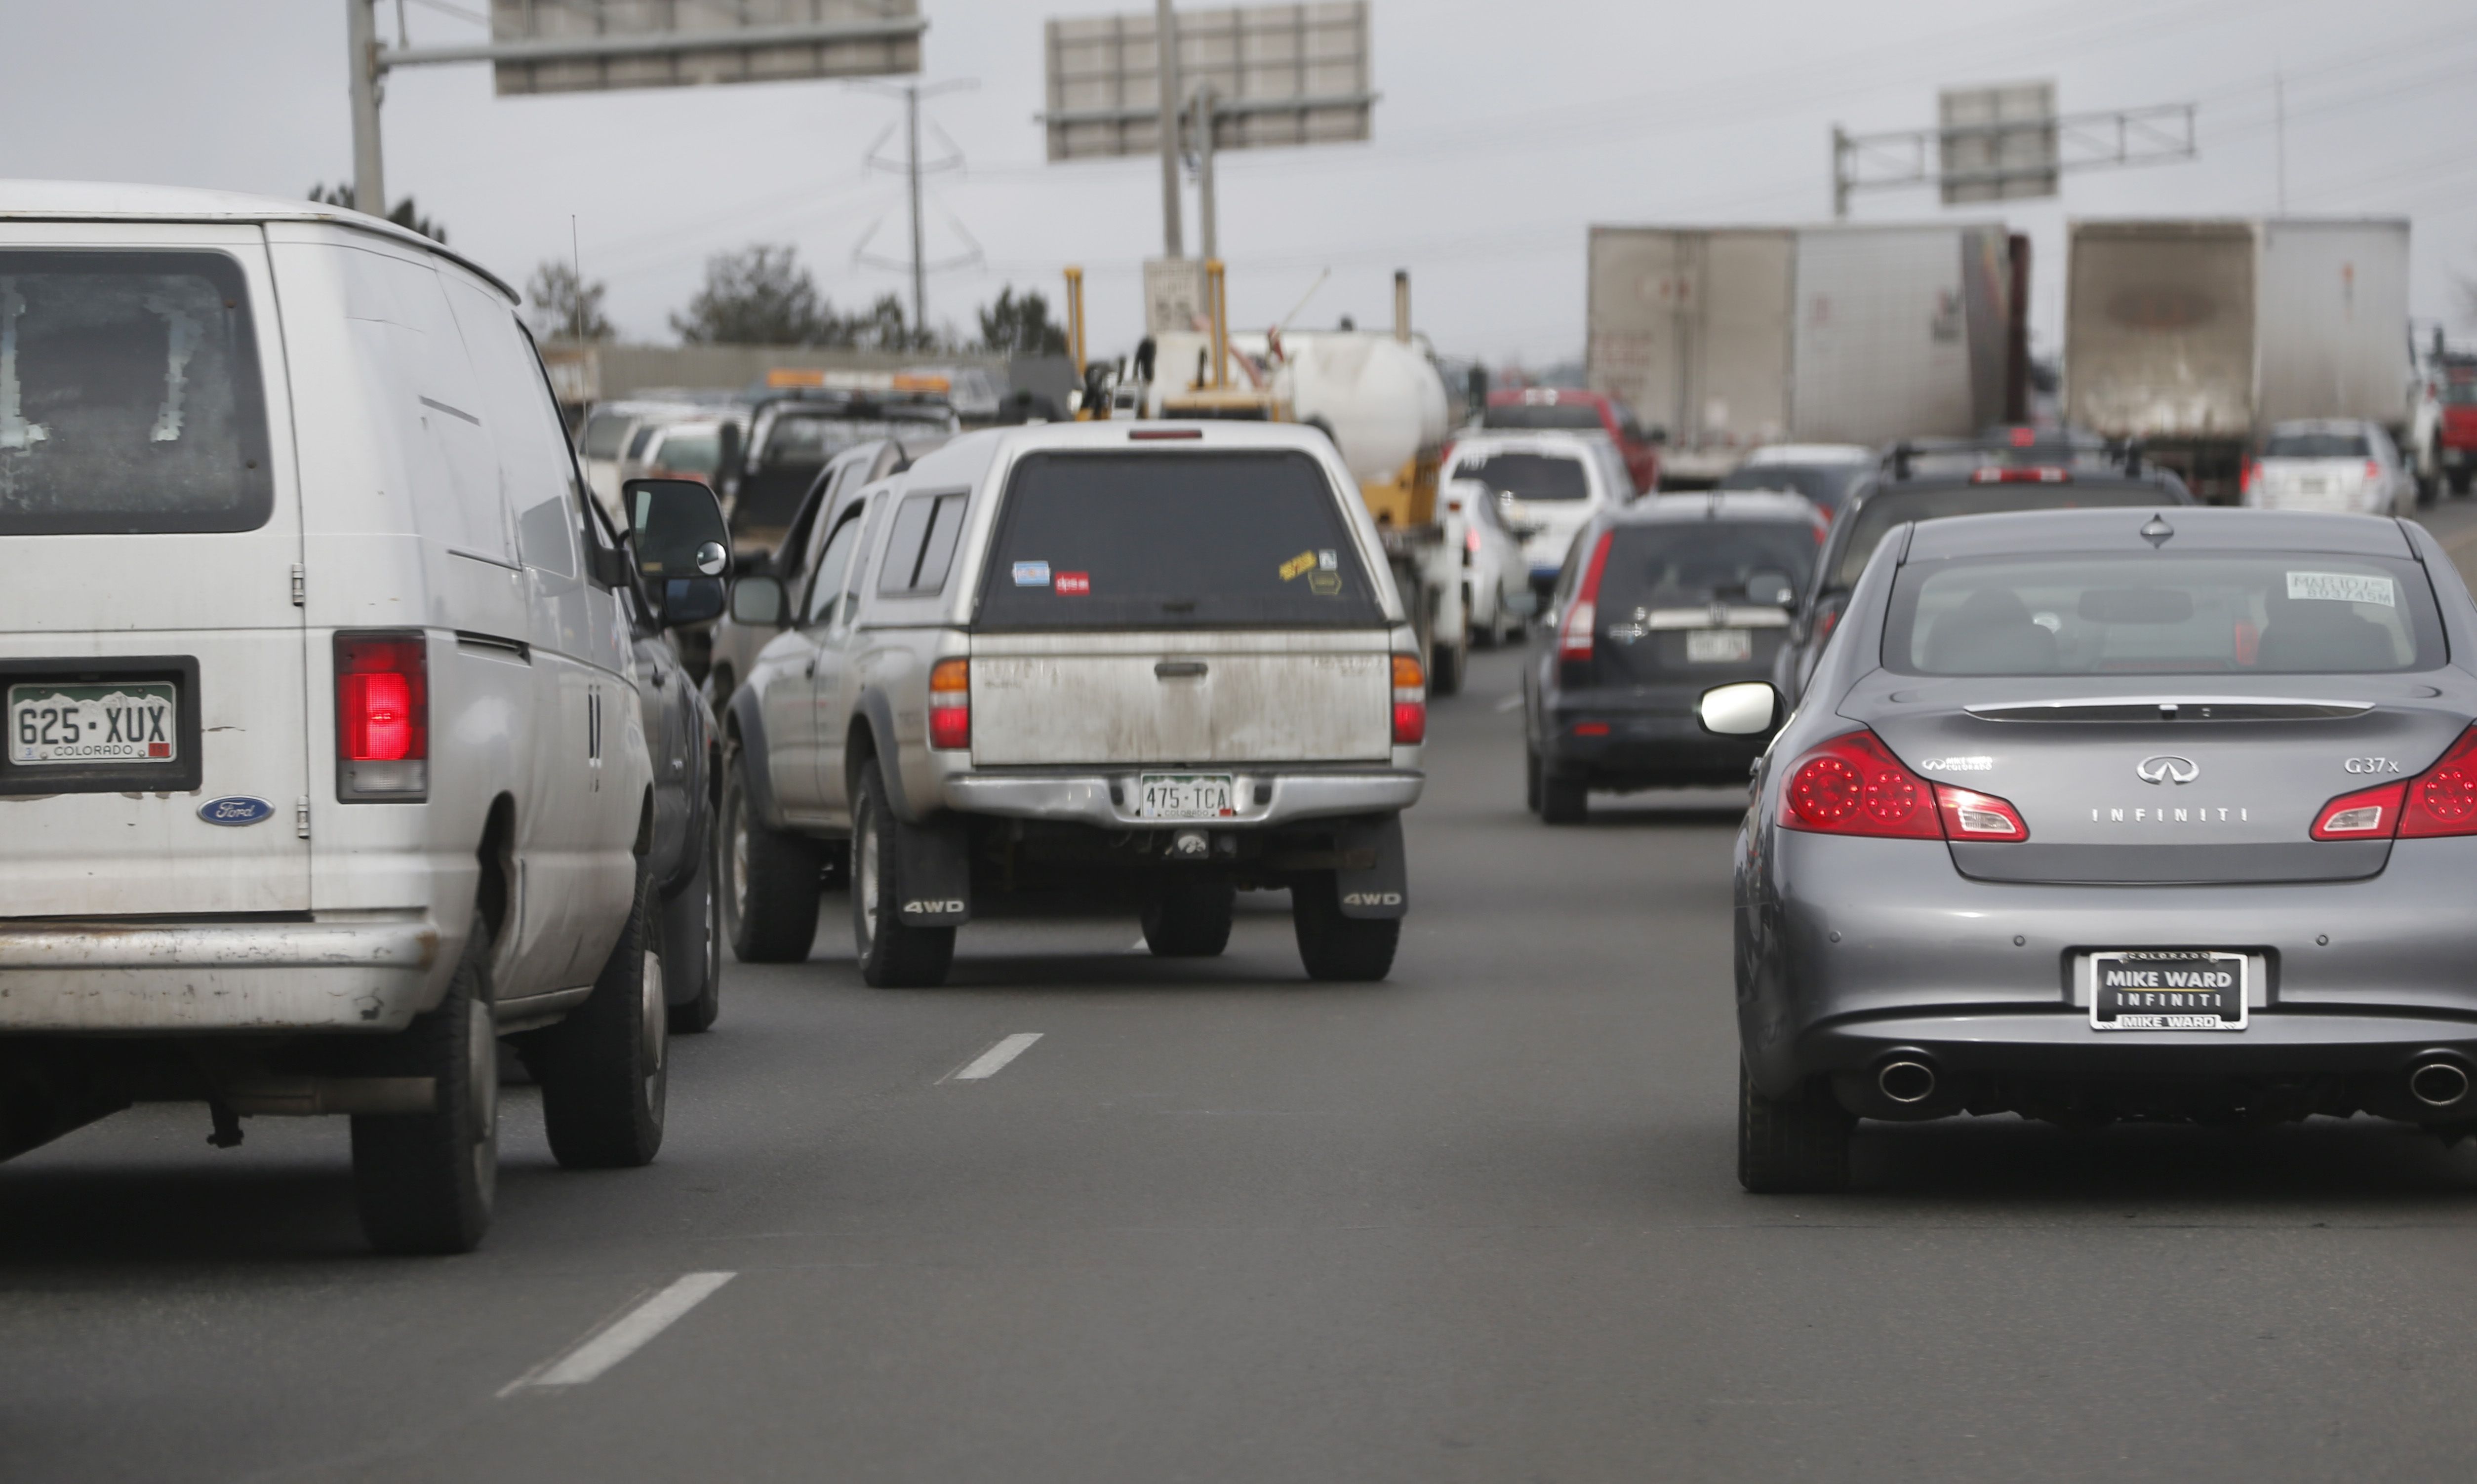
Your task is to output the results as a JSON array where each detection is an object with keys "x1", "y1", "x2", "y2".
[
  {"x1": 0, "y1": 912, "x2": 443, "y2": 1033},
  {"x1": 942, "y1": 768, "x2": 1423, "y2": 828}
]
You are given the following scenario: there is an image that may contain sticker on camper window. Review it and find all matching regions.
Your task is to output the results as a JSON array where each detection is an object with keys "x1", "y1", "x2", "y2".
[
  {"x1": 1308, "y1": 571, "x2": 1343, "y2": 596},
  {"x1": 1012, "y1": 560, "x2": 1051, "y2": 586},
  {"x1": 1318, "y1": 550, "x2": 1338, "y2": 570},
  {"x1": 1278, "y1": 550, "x2": 1318, "y2": 582},
  {"x1": 2286, "y1": 571, "x2": 2395, "y2": 607},
  {"x1": 1054, "y1": 571, "x2": 1091, "y2": 595}
]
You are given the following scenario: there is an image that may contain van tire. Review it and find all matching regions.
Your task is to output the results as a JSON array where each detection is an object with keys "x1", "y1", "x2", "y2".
[
  {"x1": 1738, "y1": 1061, "x2": 1852, "y2": 1194},
  {"x1": 663, "y1": 832, "x2": 723, "y2": 1035},
  {"x1": 538, "y1": 868, "x2": 667, "y2": 1169},
  {"x1": 723, "y1": 745, "x2": 822, "y2": 964},
  {"x1": 1430, "y1": 640, "x2": 1465, "y2": 698},
  {"x1": 351, "y1": 915, "x2": 497, "y2": 1255},
  {"x1": 1291, "y1": 871, "x2": 1398, "y2": 982},
  {"x1": 852, "y1": 767, "x2": 955, "y2": 988},
  {"x1": 1540, "y1": 768, "x2": 1589, "y2": 825},
  {"x1": 1143, "y1": 880, "x2": 1236, "y2": 957}
]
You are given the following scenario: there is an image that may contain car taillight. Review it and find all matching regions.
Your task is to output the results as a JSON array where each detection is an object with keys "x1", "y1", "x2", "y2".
[
  {"x1": 2309, "y1": 726, "x2": 2477, "y2": 839},
  {"x1": 1970, "y1": 466, "x2": 2070, "y2": 484},
  {"x1": 1465, "y1": 524, "x2": 1481, "y2": 562},
  {"x1": 2364, "y1": 460, "x2": 2384, "y2": 482},
  {"x1": 2241, "y1": 459, "x2": 2259, "y2": 494},
  {"x1": 1392, "y1": 654, "x2": 1426, "y2": 744},
  {"x1": 1779, "y1": 730, "x2": 2028, "y2": 842},
  {"x1": 1558, "y1": 530, "x2": 1614, "y2": 660},
  {"x1": 335, "y1": 630, "x2": 427, "y2": 801},
  {"x1": 929, "y1": 657, "x2": 970, "y2": 750}
]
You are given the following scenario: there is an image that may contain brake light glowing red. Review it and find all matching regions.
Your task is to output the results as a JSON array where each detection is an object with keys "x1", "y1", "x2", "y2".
[
  {"x1": 929, "y1": 657, "x2": 970, "y2": 750},
  {"x1": 1558, "y1": 530, "x2": 1614, "y2": 661},
  {"x1": 335, "y1": 633, "x2": 426, "y2": 762},
  {"x1": 1780, "y1": 730, "x2": 2028, "y2": 842}
]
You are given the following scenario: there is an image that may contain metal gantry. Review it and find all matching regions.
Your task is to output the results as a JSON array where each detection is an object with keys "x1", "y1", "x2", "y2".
[{"x1": 1831, "y1": 103, "x2": 2198, "y2": 219}]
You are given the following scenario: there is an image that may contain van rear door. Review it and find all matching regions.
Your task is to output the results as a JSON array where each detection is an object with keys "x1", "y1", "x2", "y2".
[
  {"x1": 0, "y1": 227, "x2": 310, "y2": 915},
  {"x1": 966, "y1": 449, "x2": 1395, "y2": 765}
]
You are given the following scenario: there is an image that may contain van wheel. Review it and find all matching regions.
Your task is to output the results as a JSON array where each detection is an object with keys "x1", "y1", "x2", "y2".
[
  {"x1": 1291, "y1": 871, "x2": 1399, "y2": 982},
  {"x1": 1143, "y1": 880, "x2": 1235, "y2": 957},
  {"x1": 723, "y1": 744, "x2": 822, "y2": 964},
  {"x1": 351, "y1": 914, "x2": 497, "y2": 1254},
  {"x1": 538, "y1": 868, "x2": 667, "y2": 1169},
  {"x1": 1738, "y1": 1062, "x2": 1852, "y2": 1194},
  {"x1": 663, "y1": 830, "x2": 723, "y2": 1035},
  {"x1": 1540, "y1": 767, "x2": 1589, "y2": 825},
  {"x1": 1430, "y1": 640, "x2": 1466, "y2": 698},
  {"x1": 852, "y1": 766, "x2": 956, "y2": 988}
]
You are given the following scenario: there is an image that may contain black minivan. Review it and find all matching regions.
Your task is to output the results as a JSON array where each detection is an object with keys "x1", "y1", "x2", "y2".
[{"x1": 1523, "y1": 492, "x2": 1825, "y2": 823}]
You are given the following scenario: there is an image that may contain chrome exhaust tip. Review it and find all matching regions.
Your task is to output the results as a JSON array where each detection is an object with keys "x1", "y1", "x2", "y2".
[
  {"x1": 1878, "y1": 1059, "x2": 1938, "y2": 1106},
  {"x1": 2409, "y1": 1059, "x2": 2471, "y2": 1109}
]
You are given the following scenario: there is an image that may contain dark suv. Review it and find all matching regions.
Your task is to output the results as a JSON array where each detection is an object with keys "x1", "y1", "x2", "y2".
[{"x1": 1524, "y1": 492, "x2": 1825, "y2": 823}]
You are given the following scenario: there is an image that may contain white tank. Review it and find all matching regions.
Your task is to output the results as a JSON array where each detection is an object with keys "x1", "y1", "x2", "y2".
[{"x1": 1272, "y1": 332, "x2": 1449, "y2": 487}]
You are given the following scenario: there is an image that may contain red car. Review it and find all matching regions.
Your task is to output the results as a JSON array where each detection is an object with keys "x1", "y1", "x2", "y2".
[{"x1": 1481, "y1": 389, "x2": 1663, "y2": 494}]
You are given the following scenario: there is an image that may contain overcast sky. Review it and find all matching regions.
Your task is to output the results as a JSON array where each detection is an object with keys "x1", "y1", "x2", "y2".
[{"x1": 4, "y1": 0, "x2": 2473, "y2": 367}]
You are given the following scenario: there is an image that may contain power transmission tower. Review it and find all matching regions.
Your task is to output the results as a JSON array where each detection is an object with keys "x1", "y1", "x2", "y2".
[{"x1": 854, "y1": 79, "x2": 981, "y2": 343}]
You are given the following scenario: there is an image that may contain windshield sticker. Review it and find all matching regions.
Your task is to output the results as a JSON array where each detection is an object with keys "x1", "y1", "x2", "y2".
[
  {"x1": 1318, "y1": 549, "x2": 1338, "y2": 570},
  {"x1": 1279, "y1": 550, "x2": 1319, "y2": 582},
  {"x1": 2287, "y1": 571, "x2": 2395, "y2": 607},
  {"x1": 1054, "y1": 571, "x2": 1091, "y2": 595},
  {"x1": 1012, "y1": 560, "x2": 1051, "y2": 586},
  {"x1": 1308, "y1": 571, "x2": 1343, "y2": 596}
]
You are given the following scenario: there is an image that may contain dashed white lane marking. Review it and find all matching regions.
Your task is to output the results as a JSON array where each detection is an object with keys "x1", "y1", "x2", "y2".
[
  {"x1": 947, "y1": 1032, "x2": 1044, "y2": 1082},
  {"x1": 502, "y1": 1272, "x2": 736, "y2": 1394},
  {"x1": 1493, "y1": 693, "x2": 1523, "y2": 712}
]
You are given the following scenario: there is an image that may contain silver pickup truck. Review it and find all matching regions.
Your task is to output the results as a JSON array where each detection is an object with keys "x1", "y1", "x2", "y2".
[{"x1": 717, "y1": 421, "x2": 1427, "y2": 986}]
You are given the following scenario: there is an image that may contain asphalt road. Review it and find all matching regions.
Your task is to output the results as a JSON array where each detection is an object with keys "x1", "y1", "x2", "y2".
[{"x1": 13, "y1": 505, "x2": 2477, "y2": 1482}]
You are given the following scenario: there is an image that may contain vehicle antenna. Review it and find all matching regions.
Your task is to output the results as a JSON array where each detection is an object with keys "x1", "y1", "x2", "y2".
[{"x1": 570, "y1": 215, "x2": 583, "y2": 344}]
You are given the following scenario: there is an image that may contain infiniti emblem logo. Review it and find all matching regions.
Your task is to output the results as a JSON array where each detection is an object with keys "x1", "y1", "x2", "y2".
[{"x1": 2136, "y1": 754, "x2": 2200, "y2": 785}]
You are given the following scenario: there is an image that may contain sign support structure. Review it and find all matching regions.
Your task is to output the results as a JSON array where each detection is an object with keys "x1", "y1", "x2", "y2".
[{"x1": 1831, "y1": 86, "x2": 2195, "y2": 218}]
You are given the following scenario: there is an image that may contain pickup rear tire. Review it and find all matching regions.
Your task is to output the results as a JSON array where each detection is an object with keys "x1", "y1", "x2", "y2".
[
  {"x1": 1430, "y1": 640, "x2": 1465, "y2": 698},
  {"x1": 1540, "y1": 767, "x2": 1589, "y2": 825},
  {"x1": 852, "y1": 766, "x2": 956, "y2": 988},
  {"x1": 1738, "y1": 1062, "x2": 1852, "y2": 1194},
  {"x1": 663, "y1": 830, "x2": 723, "y2": 1035},
  {"x1": 537, "y1": 867, "x2": 667, "y2": 1170},
  {"x1": 723, "y1": 744, "x2": 823, "y2": 964},
  {"x1": 1143, "y1": 880, "x2": 1235, "y2": 957},
  {"x1": 351, "y1": 914, "x2": 497, "y2": 1255},
  {"x1": 1291, "y1": 871, "x2": 1398, "y2": 981}
]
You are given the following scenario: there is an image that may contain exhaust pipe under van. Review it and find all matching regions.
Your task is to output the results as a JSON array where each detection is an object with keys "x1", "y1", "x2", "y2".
[
  {"x1": 1878, "y1": 1059, "x2": 1939, "y2": 1106},
  {"x1": 2408, "y1": 1058, "x2": 2471, "y2": 1109}
]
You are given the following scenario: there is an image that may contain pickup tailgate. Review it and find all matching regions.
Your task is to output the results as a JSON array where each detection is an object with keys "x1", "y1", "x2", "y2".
[{"x1": 971, "y1": 633, "x2": 1393, "y2": 765}]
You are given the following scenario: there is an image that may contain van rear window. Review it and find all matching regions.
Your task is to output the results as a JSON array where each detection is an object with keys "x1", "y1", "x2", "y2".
[
  {"x1": 0, "y1": 251, "x2": 272, "y2": 535},
  {"x1": 973, "y1": 451, "x2": 1382, "y2": 629}
]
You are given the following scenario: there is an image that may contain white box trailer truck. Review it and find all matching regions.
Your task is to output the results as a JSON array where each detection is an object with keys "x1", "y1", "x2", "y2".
[
  {"x1": 1585, "y1": 223, "x2": 2018, "y2": 482},
  {"x1": 2065, "y1": 217, "x2": 2414, "y2": 503}
]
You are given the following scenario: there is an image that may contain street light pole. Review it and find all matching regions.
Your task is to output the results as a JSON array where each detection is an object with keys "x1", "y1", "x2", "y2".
[
  {"x1": 1156, "y1": 0, "x2": 1183, "y2": 258},
  {"x1": 906, "y1": 83, "x2": 927, "y2": 339},
  {"x1": 1193, "y1": 85, "x2": 1217, "y2": 261},
  {"x1": 347, "y1": 0, "x2": 387, "y2": 213}
]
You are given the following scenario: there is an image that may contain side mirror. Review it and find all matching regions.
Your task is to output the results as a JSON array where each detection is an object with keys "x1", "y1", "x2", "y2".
[
  {"x1": 1698, "y1": 681, "x2": 1780, "y2": 737},
  {"x1": 624, "y1": 477, "x2": 732, "y2": 627},
  {"x1": 729, "y1": 573, "x2": 786, "y2": 627}
]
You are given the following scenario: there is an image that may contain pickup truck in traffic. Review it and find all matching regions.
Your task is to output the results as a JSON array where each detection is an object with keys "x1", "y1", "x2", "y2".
[{"x1": 718, "y1": 421, "x2": 1426, "y2": 987}]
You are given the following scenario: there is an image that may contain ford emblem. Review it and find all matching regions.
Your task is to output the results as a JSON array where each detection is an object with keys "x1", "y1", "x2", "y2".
[{"x1": 199, "y1": 796, "x2": 275, "y2": 826}]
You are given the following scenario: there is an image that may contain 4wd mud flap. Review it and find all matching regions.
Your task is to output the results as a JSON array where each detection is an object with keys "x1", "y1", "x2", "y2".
[
  {"x1": 1335, "y1": 814, "x2": 1408, "y2": 920},
  {"x1": 896, "y1": 812, "x2": 973, "y2": 927}
]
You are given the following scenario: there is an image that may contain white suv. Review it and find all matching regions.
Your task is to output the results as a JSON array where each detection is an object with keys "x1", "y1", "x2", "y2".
[
  {"x1": 1441, "y1": 431, "x2": 1632, "y2": 599},
  {"x1": 0, "y1": 182, "x2": 704, "y2": 1253}
]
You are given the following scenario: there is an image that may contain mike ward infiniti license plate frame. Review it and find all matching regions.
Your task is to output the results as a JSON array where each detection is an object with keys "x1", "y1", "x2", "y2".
[{"x1": 2089, "y1": 949, "x2": 2249, "y2": 1031}]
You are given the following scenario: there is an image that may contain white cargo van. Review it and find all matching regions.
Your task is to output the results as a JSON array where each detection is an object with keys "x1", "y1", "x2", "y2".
[{"x1": 0, "y1": 182, "x2": 690, "y2": 1253}]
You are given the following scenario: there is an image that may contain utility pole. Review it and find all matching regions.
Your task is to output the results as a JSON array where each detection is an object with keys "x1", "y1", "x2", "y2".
[
  {"x1": 906, "y1": 84, "x2": 927, "y2": 340},
  {"x1": 2274, "y1": 67, "x2": 2288, "y2": 214},
  {"x1": 1192, "y1": 85, "x2": 1218, "y2": 260},
  {"x1": 1156, "y1": 0, "x2": 1183, "y2": 258},
  {"x1": 346, "y1": 0, "x2": 386, "y2": 214},
  {"x1": 1831, "y1": 125, "x2": 1849, "y2": 220}
]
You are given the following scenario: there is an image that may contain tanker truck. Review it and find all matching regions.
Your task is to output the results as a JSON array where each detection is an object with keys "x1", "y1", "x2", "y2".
[{"x1": 1070, "y1": 266, "x2": 1476, "y2": 693}]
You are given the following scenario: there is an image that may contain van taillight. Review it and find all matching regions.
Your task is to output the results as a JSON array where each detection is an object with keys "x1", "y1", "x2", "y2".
[
  {"x1": 1558, "y1": 530, "x2": 1614, "y2": 661},
  {"x1": 2314, "y1": 725, "x2": 2477, "y2": 839},
  {"x1": 929, "y1": 658, "x2": 970, "y2": 751},
  {"x1": 1780, "y1": 730, "x2": 2027, "y2": 842},
  {"x1": 1392, "y1": 654, "x2": 1426, "y2": 744},
  {"x1": 335, "y1": 631, "x2": 427, "y2": 801}
]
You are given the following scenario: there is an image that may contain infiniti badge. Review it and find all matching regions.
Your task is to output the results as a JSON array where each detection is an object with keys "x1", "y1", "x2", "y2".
[{"x1": 2136, "y1": 754, "x2": 2199, "y2": 785}]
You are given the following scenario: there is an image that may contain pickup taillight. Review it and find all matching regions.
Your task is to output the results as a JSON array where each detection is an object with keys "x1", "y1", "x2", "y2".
[
  {"x1": 929, "y1": 658, "x2": 970, "y2": 750},
  {"x1": 1392, "y1": 654, "x2": 1426, "y2": 745}
]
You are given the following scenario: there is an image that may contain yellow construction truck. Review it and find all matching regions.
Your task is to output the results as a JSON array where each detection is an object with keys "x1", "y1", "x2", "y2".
[{"x1": 1065, "y1": 264, "x2": 1477, "y2": 692}]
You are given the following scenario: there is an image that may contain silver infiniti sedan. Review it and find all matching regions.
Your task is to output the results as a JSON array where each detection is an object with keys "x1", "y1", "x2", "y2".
[{"x1": 1709, "y1": 506, "x2": 2477, "y2": 1191}]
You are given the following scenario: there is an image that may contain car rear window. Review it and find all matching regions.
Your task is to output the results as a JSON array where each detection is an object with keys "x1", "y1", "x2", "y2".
[
  {"x1": 651, "y1": 429, "x2": 721, "y2": 476},
  {"x1": 1886, "y1": 553, "x2": 2443, "y2": 676},
  {"x1": 974, "y1": 451, "x2": 1382, "y2": 630},
  {"x1": 579, "y1": 412, "x2": 632, "y2": 459},
  {"x1": 2264, "y1": 431, "x2": 2372, "y2": 459},
  {"x1": 1452, "y1": 451, "x2": 1591, "y2": 502},
  {"x1": 1599, "y1": 522, "x2": 1818, "y2": 614},
  {"x1": 0, "y1": 250, "x2": 273, "y2": 536},
  {"x1": 2443, "y1": 372, "x2": 2477, "y2": 407},
  {"x1": 1484, "y1": 402, "x2": 1603, "y2": 432},
  {"x1": 1714, "y1": 462, "x2": 1866, "y2": 511},
  {"x1": 1829, "y1": 483, "x2": 2168, "y2": 590}
]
